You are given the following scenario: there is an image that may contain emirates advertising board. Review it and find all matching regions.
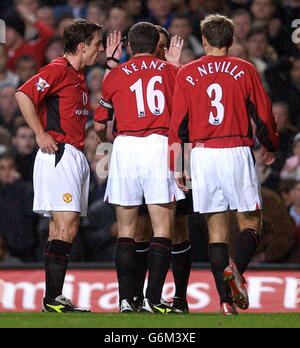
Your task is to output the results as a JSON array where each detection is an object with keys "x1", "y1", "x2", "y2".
[{"x1": 0, "y1": 269, "x2": 299, "y2": 313}]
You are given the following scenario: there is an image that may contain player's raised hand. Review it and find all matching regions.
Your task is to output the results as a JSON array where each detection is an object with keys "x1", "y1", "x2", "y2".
[
  {"x1": 164, "y1": 35, "x2": 184, "y2": 68},
  {"x1": 36, "y1": 131, "x2": 59, "y2": 154},
  {"x1": 106, "y1": 30, "x2": 123, "y2": 68}
]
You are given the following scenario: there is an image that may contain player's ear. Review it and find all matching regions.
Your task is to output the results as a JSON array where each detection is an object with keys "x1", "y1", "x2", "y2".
[
  {"x1": 128, "y1": 42, "x2": 133, "y2": 56},
  {"x1": 77, "y1": 42, "x2": 86, "y2": 54}
]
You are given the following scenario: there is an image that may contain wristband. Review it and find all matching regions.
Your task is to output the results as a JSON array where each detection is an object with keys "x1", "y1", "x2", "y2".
[{"x1": 106, "y1": 57, "x2": 120, "y2": 65}]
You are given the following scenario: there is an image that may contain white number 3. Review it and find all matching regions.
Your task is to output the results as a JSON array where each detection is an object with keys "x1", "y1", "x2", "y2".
[{"x1": 207, "y1": 83, "x2": 224, "y2": 126}]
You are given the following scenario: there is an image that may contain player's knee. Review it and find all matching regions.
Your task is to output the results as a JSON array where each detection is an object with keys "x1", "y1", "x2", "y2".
[
  {"x1": 51, "y1": 217, "x2": 80, "y2": 243},
  {"x1": 135, "y1": 222, "x2": 152, "y2": 243},
  {"x1": 172, "y1": 216, "x2": 188, "y2": 244}
]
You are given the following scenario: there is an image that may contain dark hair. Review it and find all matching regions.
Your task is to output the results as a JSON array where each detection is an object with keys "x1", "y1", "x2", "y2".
[
  {"x1": 63, "y1": 18, "x2": 103, "y2": 55},
  {"x1": 4, "y1": 12, "x2": 25, "y2": 37},
  {"x1": 278, "y1": 179, "x2": 297, "y2": 193},
  {"x1": 201, "y1": 14, "x2": 234, "y2": 49},
  {"x1": 46, "y1": 35, "x2": 64, "y2": 50},
  {"x1": 231, "y1": 8, "x2": 252, "y2": 20},
  {"x1": 247, "y1": 26, "x2": 268, "y2": 40},
  {"x1": 12, "y1": 122, "x2": 31, "y2": 137},
  {"x1": 171, "y1": 14, "x2": 192, "y2": 26},
  {"x1": 15, "y1": 54, "x2": 37, "y2": 67},
  {"x1": 0, "y1": 150, "x2": 15, "y2": 161},
  {"x1": 155, "y1": 25, "x2": 171, "y2": 49},
  {"x1": 128, "y1": 22, "x2": 160, "y2": 55}
]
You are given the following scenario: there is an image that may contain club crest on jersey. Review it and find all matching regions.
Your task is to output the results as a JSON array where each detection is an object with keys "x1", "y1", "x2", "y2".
[
  {"x1": 82, "y1": 92, "x2": 88, "y2": 107},
  {"x1": 36, "y1": 78, "x2": 50, "y2": 92},
  {"x1": 63, "y1": 193, "x2": 73, "y2": 204}
]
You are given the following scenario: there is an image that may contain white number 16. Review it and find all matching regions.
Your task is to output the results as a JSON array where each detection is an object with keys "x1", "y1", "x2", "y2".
[{"x1": 130, "y1": 76, "x2": 166, "y2": 118}]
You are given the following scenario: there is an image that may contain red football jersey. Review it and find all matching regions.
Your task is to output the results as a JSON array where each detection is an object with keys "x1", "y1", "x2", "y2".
[
  {"x1": 94, "y1": 55, "x2": 178, "y2": 137},
  {"x1": 169, "y1": 55, "x2": 279, "y2": 157},
  {"x1": 18, "y1": 57, "x2": 89, "y2": 152}
]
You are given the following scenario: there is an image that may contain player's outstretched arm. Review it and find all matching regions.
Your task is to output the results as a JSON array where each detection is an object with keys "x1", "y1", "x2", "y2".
[
  {"x1": 94, "y1": 121, "x2": 108, "y2": 143},
  {"x1": 15, "y1": 91, "x2": 58, "y2": 154},
  {"x1": 164, "y1": 35, "x2": 184, "y2": 68},
  {"x1": 104, "y1": 30, "x2": 123, "y2": 80}
]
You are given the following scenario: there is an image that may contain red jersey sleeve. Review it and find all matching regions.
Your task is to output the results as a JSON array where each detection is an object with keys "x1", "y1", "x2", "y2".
[
  {"x1": 34, "y1": 20, "x2": 55, "y2": 44},
  {"x1": 17, "y1": 64, "x2": 66, "y2": 106},
  {"x1": 168, "y1": 70, "x2": 189, "y2": 172},
  {"x1": 247, "y1": 67, "x2": 279, "y2": 152},
  {"x1": 94, "y1": 72, "x2": 114, "y2": 123}
]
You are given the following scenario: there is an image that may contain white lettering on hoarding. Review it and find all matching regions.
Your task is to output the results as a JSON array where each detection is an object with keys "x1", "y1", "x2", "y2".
[
  {"x1": 2, "y1": 281, "x2": 44, "y2": 310},
  {"x1": 0, "y1": 272, "x2": 299, "y2": 312},
  {"x1": 0, "y1": 279, "x2": 4, "y2": 305},
  {"x1": 186, "y1": 283, "x2": 211, "y2": 309},
  {"x1": 296, "y1": 280, "x2": 300, "y2": 305},
  {"x1": 284, "y1": 277, "x2": 300, "y2": 309},
  {"x1": 246, "y1": 277, "x2": 284, "y2": 309},
  {"x1": 98, "y1": 283, "x2": 119, "y2": 310}
]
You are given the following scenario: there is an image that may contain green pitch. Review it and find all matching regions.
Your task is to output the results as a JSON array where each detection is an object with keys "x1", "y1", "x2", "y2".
[{"x1": 0, "y1": 313, "x2": 299, "y2": 328}]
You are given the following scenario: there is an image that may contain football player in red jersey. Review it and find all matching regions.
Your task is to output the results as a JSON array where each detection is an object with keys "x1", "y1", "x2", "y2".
[
  {"x1": 133, "y1": 26, "x2": 192, "y2": 314},
  {"x1": 94, "y1": 22, "x2": 186, "y2": 314},
  {"x1": 169, "y1": 14, "x2": 279, "y2": 315},
  {"x1": 100, "y1": 26, "x2": 192, "y2": 314},
  {"x1": 15, "y1": 19, "x2": 104, "y2": 313}
]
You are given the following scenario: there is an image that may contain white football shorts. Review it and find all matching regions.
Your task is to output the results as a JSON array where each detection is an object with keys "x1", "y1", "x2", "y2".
[
  {"x1": 105, "y1": 134, "x2": 185, "y2": 206},
  {"x1": 33, "y1": 143, "x2": 90, "y2": 217},
  {"x1": 191, "y1": 146, "x2": 262, "y2": 214}
]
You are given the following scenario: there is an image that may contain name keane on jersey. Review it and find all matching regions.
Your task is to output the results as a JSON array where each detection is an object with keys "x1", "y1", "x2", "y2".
[
  {"x1": 121, "y1": 60, "x2": 167, "y2": 75},
  {"x1": 186, "y1": 61, "x2": 245, "y2": 86}
]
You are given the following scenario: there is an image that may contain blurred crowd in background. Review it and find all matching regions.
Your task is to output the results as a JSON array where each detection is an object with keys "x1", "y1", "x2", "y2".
[{"x1": 0, "y1": 0, "x2": 299, "y2": 265}]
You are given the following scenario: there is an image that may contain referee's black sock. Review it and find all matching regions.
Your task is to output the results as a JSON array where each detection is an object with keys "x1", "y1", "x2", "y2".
[
  {"x1": 115, "y1": 238, "x2": 136, "y2": 302},
  {"x1": 208, "y1": 243, "x2": 233, "y2": 305},
  {"x1": 44, "y1": 239, "x2": 72, "y2": 303},
  {"x1": 134, "y1": 242, "x2": 149, "y2": 301},
  {"x1": 146, "y1": 237, "x2": 172, "y2": 305},
  {"x1": 234, "y1": 228, "x2": 260, "y2": 275},
  {"x1": 172, "y1": 241, "x2": 192, "y2": 300}
]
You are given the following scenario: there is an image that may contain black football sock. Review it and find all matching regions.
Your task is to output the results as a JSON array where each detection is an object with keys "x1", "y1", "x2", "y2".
[
  {"x1": 208, "y1": 243, "x2": 232, "y2": 305},
  {"x1": 44, "y1": 239, "x2": 72, "y2": 303},
  {"x1": 234, "y1": 228, "x2": 260, "y2": 275},
  {"x1": 146, "y1": 237, "x2": 172, "y2": 305},
  {"x1": 115, "y1": 238, "x2": 136, "y2": 302},
  {"x1": 134, "y1": 242, "x2": 149, "y2": 301},
  {"x1": 172, "y1": 240, "x2": 192, "y2": 300}
]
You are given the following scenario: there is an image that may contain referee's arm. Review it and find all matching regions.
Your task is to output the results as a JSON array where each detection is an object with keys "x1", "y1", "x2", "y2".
[{"x1": 15, "y1": 91, "x2": 59, "y2": 154}]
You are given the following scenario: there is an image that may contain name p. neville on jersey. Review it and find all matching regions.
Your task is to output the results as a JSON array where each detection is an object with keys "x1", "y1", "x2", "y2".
[{"x1": 186, "y1": 60, "x2": 245, "y2": 86}]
